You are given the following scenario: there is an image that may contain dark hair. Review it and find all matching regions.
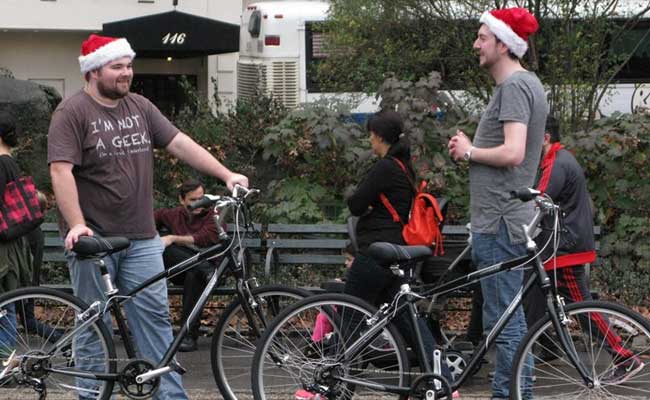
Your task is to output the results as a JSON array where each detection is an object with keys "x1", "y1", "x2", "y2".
[
  {"x1": 545, "y1": 116, "x2": 561, "y2": 143},
  {"x1": 367, "y1": 110, "x2": 415, "y2": 179},
  {"x1": 0, "y1": 117, "x2": 18, "y2": 148},
  {"x1": 178, "y1": 179, "x2": 204, "y2": 199},
  {"x1": 495, "y1": 37, "x2": 519, "y2": 60}
]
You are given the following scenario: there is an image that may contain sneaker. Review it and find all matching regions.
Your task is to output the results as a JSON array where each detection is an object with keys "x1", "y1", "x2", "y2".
[
  {"x1": 601, "y1": 356, "x2": 644, "y2": 385},
  {"x1": 178, "y1": 337, "x2": 198, "y2": 352},
  {"x1": 295, "y1": 389, "x2": 326, "y2": 400}
]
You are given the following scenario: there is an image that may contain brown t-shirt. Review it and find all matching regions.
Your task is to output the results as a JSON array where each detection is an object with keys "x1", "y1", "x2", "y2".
[{"x1": 48, "y1": 91, "x2": 179, "y2": 239}]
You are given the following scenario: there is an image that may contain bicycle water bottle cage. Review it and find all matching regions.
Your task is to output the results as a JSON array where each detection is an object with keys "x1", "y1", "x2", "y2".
[{"x1": 72, "y1": 236, "x2": 131, "y2": 259}]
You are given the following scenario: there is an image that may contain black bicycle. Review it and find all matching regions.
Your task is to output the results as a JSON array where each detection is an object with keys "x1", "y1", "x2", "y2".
[
  {"x1": 251, "y1": 189, "x2": 650, "y2": 400},
  {"x1": 0, "y1": 185, "x2": 309, "y2": 399}
]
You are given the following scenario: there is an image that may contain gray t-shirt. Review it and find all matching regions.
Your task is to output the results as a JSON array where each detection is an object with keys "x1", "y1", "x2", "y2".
[
  {"x1": 48, "y1": 91, "x2": 179, "y2": 239},
  {"x1": 470, "y1": 71, "x2": 548, "y2": 243}
]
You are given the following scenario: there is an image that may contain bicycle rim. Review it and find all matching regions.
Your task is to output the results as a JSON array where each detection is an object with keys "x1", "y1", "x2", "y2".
[
  {"x1": 0, "y1": 287, "x2": 116, "y2": 400},
  {"x1": 512, "y1": 300, "x2": 650, "y2": 399},
  {"x1": 211, "y1": 285, "x2": 308, "y2": 400},
  {"x1": 252, "y1": 293, "x2": 409, "y2": 400}
]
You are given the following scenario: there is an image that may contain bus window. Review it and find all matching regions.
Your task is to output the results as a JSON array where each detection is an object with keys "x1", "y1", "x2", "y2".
[{"x1": 249, "y1": 11, "x2": 261, "y2": 38}]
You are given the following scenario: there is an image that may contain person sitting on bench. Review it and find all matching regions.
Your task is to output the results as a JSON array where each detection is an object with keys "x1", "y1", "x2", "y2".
[{"x1": 154, "y1": 179, "x2": 220, "y2": 352}]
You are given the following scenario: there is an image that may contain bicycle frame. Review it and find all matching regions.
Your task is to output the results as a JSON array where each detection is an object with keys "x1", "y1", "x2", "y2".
[
  {"x1": 47, "y1": 193, "x2": 268, "y2": 385},
  {"x1": 331, "y1": 203, "x2": 594, "y2": 395}
]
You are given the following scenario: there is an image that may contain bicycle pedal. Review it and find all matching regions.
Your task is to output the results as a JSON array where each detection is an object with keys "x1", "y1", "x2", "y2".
[{"x1": 170, "y1": 360, "x2": 187, "y2": 375}]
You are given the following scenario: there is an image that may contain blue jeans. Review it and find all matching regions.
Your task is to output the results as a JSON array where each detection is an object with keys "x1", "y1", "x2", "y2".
[
  {"x1": 472, "y1": 221, "x2": 532, "y2": 399},
  {"x1": 67, "y1": 236, "x2": 187, "y2": 400},
  {"x1": 0, "y1": 303, "x2": 16, "y2": 358}
]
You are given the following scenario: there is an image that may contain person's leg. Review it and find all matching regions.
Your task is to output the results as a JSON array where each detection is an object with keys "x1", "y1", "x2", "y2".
[
  {"x1": 0, "y1": 303, "x2": 16, "y2": 360},
  {"x1": 162, "y1": 243, "x2": 196, "y2": 287},
  {"x1": 523, "y1": 268, "x2": 546, "y2": 329},
  {"x1": 115, "y1": 237, "x2": 187, "y2": 400},
  {"x1": 472, "y1": 221, "x2": 531, "y2": 399},
  {"x1": 67, "y1": 249, "x2": 117, "y2": 399},
  {"x1": 180, "y1": 263, "x2": 211, "y2": 340},
  {"x1": 465, "y1": 285, "x2": 484, "y2": 345}
]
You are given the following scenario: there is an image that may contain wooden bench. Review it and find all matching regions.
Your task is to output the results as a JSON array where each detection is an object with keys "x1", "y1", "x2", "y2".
[
  {"x1": 40, "y1": 222, "x2": 602, "y2": 292},
  {"x1": 40, "y1": 222, "x2": 263, "y2": 296}
]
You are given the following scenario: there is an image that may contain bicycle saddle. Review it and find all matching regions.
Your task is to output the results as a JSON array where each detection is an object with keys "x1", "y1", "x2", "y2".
[
  {"x1": 367, "y1": 242, "x2": 433, "y2": 264},
  {"x1": 73, "y1": 236, "x2": 131, "y2": 257}
]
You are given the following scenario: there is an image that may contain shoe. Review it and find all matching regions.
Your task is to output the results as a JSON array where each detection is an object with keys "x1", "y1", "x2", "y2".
[
  {"x1": 295, "y1": 389, "x2": 326, "y2": 400},
  {"x1": 601, "y1": 356, "x2": 644, "y2": 385},
  {"x1": 178, "y1": 337, "x2": 197, "y2": 352}
]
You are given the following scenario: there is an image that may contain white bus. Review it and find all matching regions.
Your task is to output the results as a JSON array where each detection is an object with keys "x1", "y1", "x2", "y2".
[
  {"x1": 237, "y1": 2, "x2": 650, "y2": 117},
  {"x1": 237, "y1": 1, "x2": 378, "y2": 115}
]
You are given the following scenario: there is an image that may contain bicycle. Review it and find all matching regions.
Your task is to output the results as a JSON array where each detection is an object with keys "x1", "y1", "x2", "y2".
[
  {"x1": 251, "y1": 188, "x2": 650, "y2": 399},
  {"x1": 0, "y1": 185, "x2": 309, "y2": 399}
]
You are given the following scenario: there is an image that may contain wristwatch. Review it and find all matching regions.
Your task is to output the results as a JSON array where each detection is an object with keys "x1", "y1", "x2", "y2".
[{"x1": 463, "y1": 146, "x2": 474, "y2": 162}]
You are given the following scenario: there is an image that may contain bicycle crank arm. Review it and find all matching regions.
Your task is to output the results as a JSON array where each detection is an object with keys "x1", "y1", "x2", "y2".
[{"x1": 136, "y1": 366, "x2": 173, "y2": 384}]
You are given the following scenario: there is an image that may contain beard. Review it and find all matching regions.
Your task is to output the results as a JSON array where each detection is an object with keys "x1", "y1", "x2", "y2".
[{"x1": 97, "y1": 78, "x2": 131, "y2": 100}]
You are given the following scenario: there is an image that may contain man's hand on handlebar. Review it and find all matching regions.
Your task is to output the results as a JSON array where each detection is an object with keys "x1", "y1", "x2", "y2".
[
  {"x1": 225, "y1": 173, "x2": 249, "y2": 191},
  {"x1": 65, "y1": 224, "x2": 94, "y2": 250}
]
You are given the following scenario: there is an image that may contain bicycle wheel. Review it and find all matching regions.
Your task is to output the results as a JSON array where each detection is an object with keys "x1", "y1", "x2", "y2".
[
  {"x1": 0, "y1": 287, "x2": 116, "y2": 399},
  {"x1": 511, "y1": 300, "x2": 650, "y2": 399},
  {"x1": 252, "y1": 293, "x2": 410, "y2": 400},
  {"x1": 211, "y1": 284, "x2": 310, "y2": 400}
]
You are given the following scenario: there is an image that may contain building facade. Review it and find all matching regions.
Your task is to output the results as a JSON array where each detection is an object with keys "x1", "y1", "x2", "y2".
[{"x1": 0, "y1": 0, "x2": 259, "y2": 113}]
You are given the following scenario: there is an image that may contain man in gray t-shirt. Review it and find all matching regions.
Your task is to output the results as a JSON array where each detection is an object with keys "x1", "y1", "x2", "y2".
[{"x1": 448, "y1": 7, "x2": 547, "y2": 399}]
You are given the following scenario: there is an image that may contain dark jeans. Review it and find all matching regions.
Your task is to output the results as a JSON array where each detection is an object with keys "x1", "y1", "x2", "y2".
[
  {"x1": 163, "y1": 244, "x2": 214, "y2": 339},
  {"x1": 344, "y1": 254, "x2": 451, "y2": 380}
]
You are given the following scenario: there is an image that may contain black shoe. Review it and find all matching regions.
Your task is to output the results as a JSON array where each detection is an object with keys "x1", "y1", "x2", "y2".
[{"x1": 178, "y1": 337, "x2": 198, "y2": 352}]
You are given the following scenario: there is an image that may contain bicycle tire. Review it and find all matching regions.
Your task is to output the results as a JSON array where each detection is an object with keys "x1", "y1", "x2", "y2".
[
  {"x1": 0, "y1": 286, "x2": 116, "y2": 399},
  {"x1": 211, "y1": 284, "x2": 310, "y2": 400},
  {"x1": 511, "y1": 300, "x2": 650, "y2": 399},
  {"x1": 252, "y1": 293, "x2": 410, "y2": 400}
]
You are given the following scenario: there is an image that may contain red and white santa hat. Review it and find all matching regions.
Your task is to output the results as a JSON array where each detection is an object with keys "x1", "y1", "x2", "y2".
[
  {"x1": 479, "y1": 7, "x2": 539, "y2": 58},
  {"x1": 78, "y1": 34, "x2": 136, "y2": 74}
]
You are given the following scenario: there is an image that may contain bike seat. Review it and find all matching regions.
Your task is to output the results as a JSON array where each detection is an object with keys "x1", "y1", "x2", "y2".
[
  {"x1": 73, "y1": 236, "x2": 131, "y2": 257},
  {"x1": 367, "y1": 242, "x2": 433, "y2": 264}
]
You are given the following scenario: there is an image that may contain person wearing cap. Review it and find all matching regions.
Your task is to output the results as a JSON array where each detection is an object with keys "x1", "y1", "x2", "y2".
[
  {"x1": 47, "y1": 34, "x2": 248, "y2": 399},
  {"x1": 447, "y1": 7, "x2": 548, "y2": 399}
]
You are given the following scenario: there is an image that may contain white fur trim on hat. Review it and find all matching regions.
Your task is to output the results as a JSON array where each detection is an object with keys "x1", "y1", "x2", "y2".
[
  {"x1": 479, "y1": 12, "x2": 528, "y2": 58},
  {"x1": 78, "y1": 38, "x2": 136, "y2": 74}
]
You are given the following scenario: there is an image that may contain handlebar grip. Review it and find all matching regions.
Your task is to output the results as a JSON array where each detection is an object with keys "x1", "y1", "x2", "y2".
[
  {"x1": 510, "y1": 188, "x2": 541, "y2": 202},
  {"x1": 188, "y1": 196, "x2": 214, "y2": 210}
]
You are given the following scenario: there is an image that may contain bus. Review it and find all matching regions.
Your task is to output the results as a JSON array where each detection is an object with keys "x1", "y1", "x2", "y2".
[
  {"x1": 237, "y1": 1, "x2": 378, "y2": 115},
  {"x1": 237, "y1": 2, "x2": 650, "y2": 117}
]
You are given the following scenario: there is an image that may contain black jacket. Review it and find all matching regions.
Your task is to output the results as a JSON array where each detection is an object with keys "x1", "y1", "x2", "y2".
[
  {"x1": 348, "y1": 157, "x2": 414, "y2": 252},
  {"x1": 536, "y1": 148, "x2": 595, "y2": 258}
]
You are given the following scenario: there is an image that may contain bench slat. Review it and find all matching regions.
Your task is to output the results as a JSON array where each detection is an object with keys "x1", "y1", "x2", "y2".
[
  {"x1": 267, "y1": 224, "x2": 348, "y2": 234},
  {"x1": 276, "y1": 254, "x2": 345, "y2": 265},
  {"x1": 267, "y1": 239, "x2": 348, "y2": 249}
]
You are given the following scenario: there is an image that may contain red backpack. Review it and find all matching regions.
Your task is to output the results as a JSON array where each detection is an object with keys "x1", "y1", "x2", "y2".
[{"x1": 379, "y1": 158, "x2": 445, "y2": 255}]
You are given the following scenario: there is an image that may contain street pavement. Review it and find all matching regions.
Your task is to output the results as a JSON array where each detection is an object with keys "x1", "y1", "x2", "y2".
[{"x1": 0, "y1": 336, "x2": 494, "y2": 399}]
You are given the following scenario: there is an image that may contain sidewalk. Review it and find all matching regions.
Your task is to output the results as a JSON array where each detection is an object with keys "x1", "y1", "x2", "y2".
[{"x1": 0, "y1": 336, "x2": 496, "y2": 399}]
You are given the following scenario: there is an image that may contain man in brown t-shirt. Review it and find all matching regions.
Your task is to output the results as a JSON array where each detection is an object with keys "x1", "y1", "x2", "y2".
[{"x1": 47, "y1": 34, "x2": 248, "y2": 399}]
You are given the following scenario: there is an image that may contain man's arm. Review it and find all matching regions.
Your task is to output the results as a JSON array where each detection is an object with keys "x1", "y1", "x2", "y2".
[
  {"x1": 160, "y1": 234, "x2": 195, "y2": 247},
  {"x1": 448, "y1": 122, "x2": 527, "y2": 167},
  {"x1": 165, "y1": 132, "x2": 248, "y2": 190},
  {"x1": 50, "y1": 161, "x2": 94, "y2": 249}
]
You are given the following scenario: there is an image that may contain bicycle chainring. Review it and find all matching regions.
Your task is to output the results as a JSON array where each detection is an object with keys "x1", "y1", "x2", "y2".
[
  {"x1": 118, "y1": 359, "x2": 160, "y2": 399},
  {"x1": 410, "y1": 373, "x2": 452, "y2": 400}
]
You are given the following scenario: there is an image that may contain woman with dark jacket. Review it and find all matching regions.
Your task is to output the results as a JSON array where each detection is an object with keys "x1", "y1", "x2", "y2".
[{"x1": 344, "y1": 110, "x2": 416, "y2": 305}]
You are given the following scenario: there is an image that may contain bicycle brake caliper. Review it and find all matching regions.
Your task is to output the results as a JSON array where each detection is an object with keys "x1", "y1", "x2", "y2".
[
  {"x1": 556, "y1": 295, "x2": 571, "y2": 325},
  {"x1": 77, "y1": 301, "x2": 102, "y2": 322}
]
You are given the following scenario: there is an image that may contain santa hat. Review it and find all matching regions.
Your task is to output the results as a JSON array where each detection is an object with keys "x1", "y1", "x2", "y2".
[
  {"x1": 479, "y1": 7, "x2": 539, "y2": 58},
  {"x1": 78, "y1": 34, "x2": 136, "y2": 74}
]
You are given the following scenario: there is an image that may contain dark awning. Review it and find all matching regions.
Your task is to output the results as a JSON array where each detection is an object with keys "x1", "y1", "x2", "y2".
[{"x1": 102, "y1": 10, "x2": 239, "y2": 58}]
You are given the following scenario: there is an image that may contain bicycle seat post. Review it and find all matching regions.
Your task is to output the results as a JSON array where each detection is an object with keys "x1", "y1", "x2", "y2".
[{"x1": 96, "y1": 258, "x2": 118, "y2": 296}]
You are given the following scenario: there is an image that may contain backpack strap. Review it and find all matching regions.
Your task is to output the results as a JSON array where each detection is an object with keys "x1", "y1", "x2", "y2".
[
  {"x1": 379, "y1": 193, "x2": 403, "y2": 224},
  {"x1": 379, "y1": 157, "x2": 417, "y2": 225}
]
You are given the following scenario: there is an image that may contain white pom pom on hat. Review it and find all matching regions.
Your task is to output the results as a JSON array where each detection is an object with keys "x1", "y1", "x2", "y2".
[
  {"x1": 479, "y1": 7, "x2": 539, "y2": 58},
  {"x1": 78, "y1": 34, "x2": 136, "y2": 74}
]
